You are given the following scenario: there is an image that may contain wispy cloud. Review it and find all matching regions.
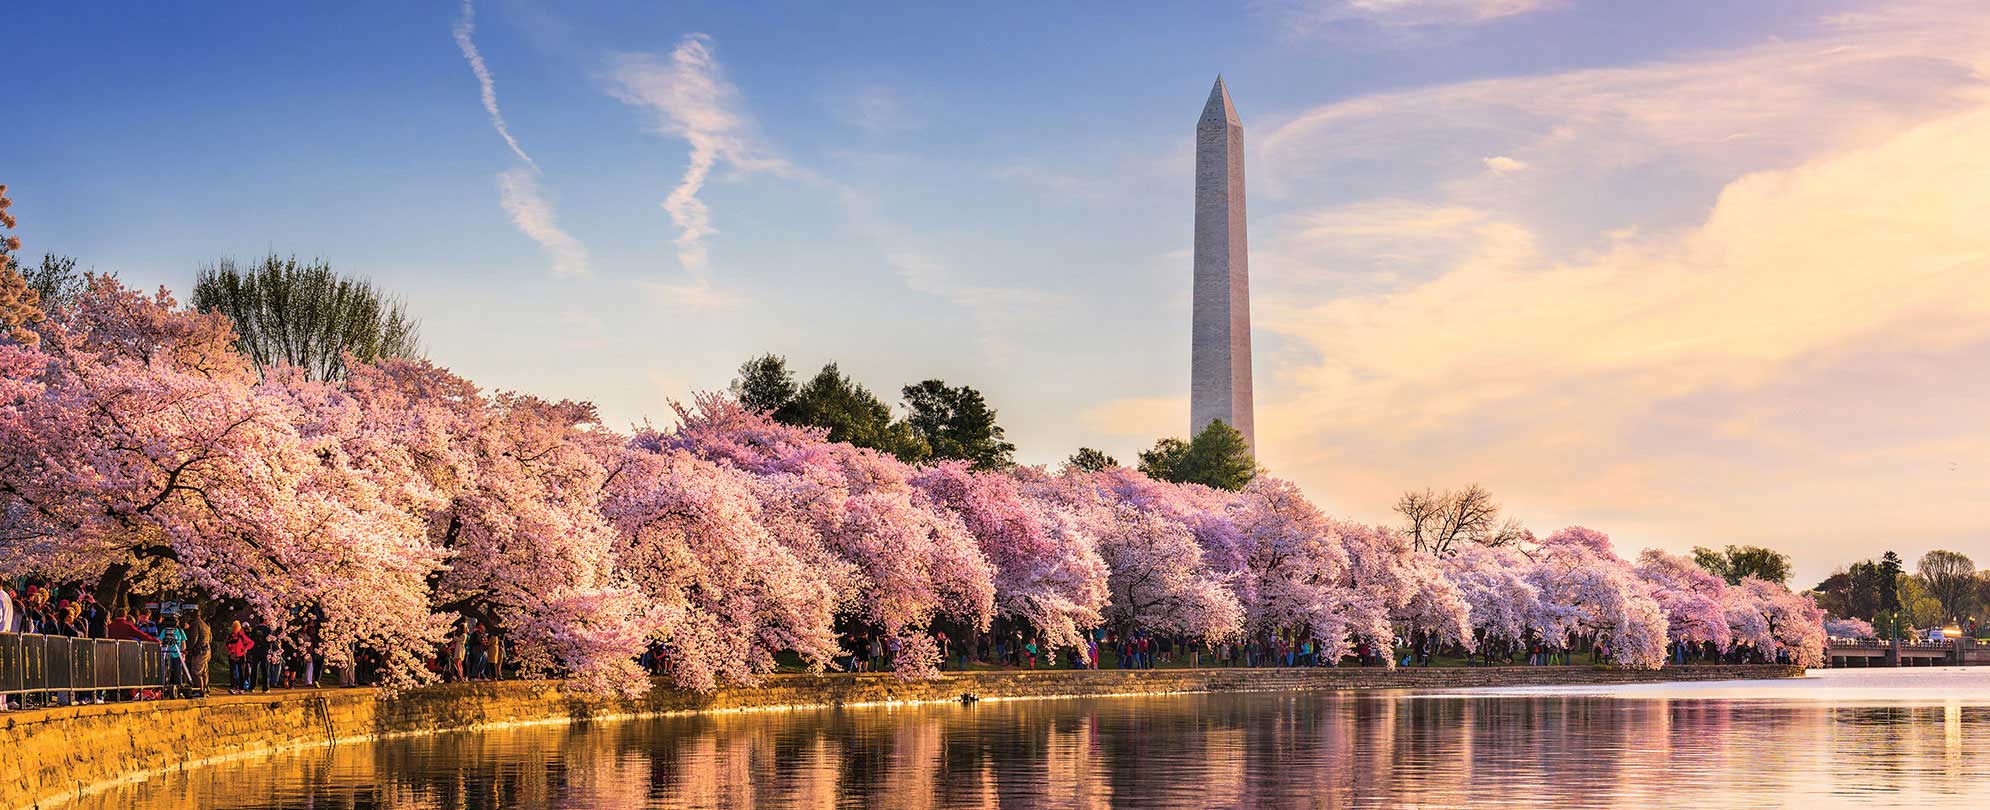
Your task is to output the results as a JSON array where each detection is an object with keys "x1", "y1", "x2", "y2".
[
  {"x1": 884, "y1": 250, "x2": 1064, "y2": 359},
  {"x1": 823, "y1": 82, "x2": 922, "y2": 135},
  {"x1": 498, "y1": 168, "x2": 589, "y2": 278},
  {"x1": 455, "y1": 0, "x2": 590, "y2": 278},
  {"x1": 1266, "y1": 0, "x2": 1556, "y2": 32},
  {"x1": 452, "y1": 0, "x2": 536, "y2": 169},
  {"x1": 609, "y1": 34, "x2": 792, "y2": 305}
]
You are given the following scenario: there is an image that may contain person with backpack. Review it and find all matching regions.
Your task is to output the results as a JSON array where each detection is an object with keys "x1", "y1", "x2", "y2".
[{"x1": 159, "y1": 616, "x2": 191, "y2": 698}]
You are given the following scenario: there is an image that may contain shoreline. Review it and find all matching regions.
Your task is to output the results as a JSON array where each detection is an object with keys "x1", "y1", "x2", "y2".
[{"x1": 4, "y1": 664, "x2": 1801, "y2": 809}]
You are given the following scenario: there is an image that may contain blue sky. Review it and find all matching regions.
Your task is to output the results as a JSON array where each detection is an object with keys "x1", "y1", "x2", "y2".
[{"x1": 8, "y1": 0, "x2": 1988, "y2": 587}]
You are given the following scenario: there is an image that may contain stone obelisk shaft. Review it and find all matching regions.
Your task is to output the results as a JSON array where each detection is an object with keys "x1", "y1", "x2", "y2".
[{"x1": 1190, "y1": 76, "x2": 1254, "y2": 452}]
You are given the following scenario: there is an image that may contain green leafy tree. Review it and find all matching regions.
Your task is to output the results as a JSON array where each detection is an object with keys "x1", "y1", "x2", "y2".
[
  {"x1": 1916, "y1": 550, "x2": 1976, "y2": 622},
  {"x1": 730, "y1": 353, "x2": 799, "y2": 416},
  {"x1": 191, "y1": 254, "x2": 422, "y2": 380},
  {"x1": 1843, "y1": 559, "x2": 1893, "y2": 621},
  {"x1": 788, "y1": 363, "x2": 928, "y2": 462},
  {"x1": 1898, "y1": 575, "x2": 1946, "y2": 630},
  {"x1": 1811, "y1": 570, "x2": 1852, "y2": 619},
  {"x1": 1065, "y1": 447, "x2": 1119, "y2": 473},
  {"x1": 1138, "y1": 420, "x2": 1255, "y2": 491},
  {"x1": 900, "y1": 379, "x2": 1015, "y2": 470},
  {"x1": 1691, "y1": 544, "x2": 1793, "y2": 585},
  {"x1": 1137, "y1": 438, "x2": 1190, "y2": 481}
]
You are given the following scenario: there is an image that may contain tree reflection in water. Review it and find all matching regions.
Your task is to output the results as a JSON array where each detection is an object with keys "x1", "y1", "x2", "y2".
[{"x1": 84, "y1": 677, "x2": 1990, "y2": 809}]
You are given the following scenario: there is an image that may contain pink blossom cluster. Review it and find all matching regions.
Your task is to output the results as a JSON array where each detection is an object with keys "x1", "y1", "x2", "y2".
[{"x1": 0, "y1": 278, "x2": 1827, "y2": 693}]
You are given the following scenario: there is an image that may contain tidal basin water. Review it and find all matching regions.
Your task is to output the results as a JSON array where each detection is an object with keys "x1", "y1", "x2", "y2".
[{"x1": 89, "y1": 668, "x2": 1990, "y2": 809}]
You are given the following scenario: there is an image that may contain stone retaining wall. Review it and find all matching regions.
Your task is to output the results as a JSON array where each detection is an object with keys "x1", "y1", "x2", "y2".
[{"x1": 2, "y1": 664, "x2": 1800, "y2": 809}]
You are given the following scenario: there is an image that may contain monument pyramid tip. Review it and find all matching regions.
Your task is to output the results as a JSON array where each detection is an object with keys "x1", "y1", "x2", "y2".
[{"x1": 1202, "y1": 75, "x2": 1239, "y2": 125}]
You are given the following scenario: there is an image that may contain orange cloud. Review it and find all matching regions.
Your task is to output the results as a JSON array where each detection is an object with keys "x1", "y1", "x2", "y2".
[{"x1": 1244, "y1": 1, "x2": 1990, "y2": 580}]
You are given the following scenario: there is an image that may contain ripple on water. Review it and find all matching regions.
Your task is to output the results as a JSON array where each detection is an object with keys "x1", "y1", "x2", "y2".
[{"x1": 81, "y1": 668, "x2": 1990, "y2": 809}]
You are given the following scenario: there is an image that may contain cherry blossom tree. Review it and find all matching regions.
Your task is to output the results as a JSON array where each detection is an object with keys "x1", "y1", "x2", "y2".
[
  {"x1": 664, "y1": 395, "x2": 996, "y2": 679},
  {"x1": 1822, "y1": 616, "x2": 1875, "y2": 639},
  {"x1": 1334, "y1": 521, "x2": 1474, "y2": 663},
  {"x1": 1032, "y1": 468, "x2": 1243, "y2": 642},
  {"x1": 332, "y1": 358, "x2": 654, "y2": 694},
  {"x1": 1635, "y1": 549, "x2": 1735, "y2": 655},
  {"x1": 1220, "y1": 476, "x2": 1353, "y2": 643},
  {"x1": 599, "y1": 443, "x2": 841, "y2": 690},
  {"x1": 910, "y1": 462, "x2": 1109, "y2": 653},
  {"x1": 0, "y1": 278, "x2": 447, "y2": 688},
  {"x1": 1740, "y1": 576, "x2": 1826, "y2": 667},
  {"x1": 1528, "y1": 527, "x2": 1669, "y2": 669},
  {"x1": 1723, "y1": 585, "x2": 1776, "y2": 657},
  {"x1": 1442, "y1": 544, "x2": 1542, "y2": 648}
]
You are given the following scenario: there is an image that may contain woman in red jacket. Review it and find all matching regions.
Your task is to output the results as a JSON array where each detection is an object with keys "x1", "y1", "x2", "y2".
[{"x1": 225, "y1": 621, "x2": 254, "y2": 695}]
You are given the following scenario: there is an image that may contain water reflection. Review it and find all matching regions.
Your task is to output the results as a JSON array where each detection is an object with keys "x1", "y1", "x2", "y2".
[{"x1": 91, "y1": 669, "x2": 1990, "y2": 809}]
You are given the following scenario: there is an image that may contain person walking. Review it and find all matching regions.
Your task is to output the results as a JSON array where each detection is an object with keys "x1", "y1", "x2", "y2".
[{"x1": 226, "y1": 621, "x2": 254, "y2": 694}]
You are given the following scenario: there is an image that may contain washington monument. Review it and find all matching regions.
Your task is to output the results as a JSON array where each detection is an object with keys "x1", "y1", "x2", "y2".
[{"x1": 1191, "y1": 76, "x2": 1254, "y2": 452}]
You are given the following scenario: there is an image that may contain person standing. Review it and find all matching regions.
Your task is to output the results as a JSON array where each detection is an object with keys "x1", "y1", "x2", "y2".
[
  {"x1": 225, "y1": 621, "x2": 253, "y2": 694},
  {"x1": 467, "y1": 624, "x2": 489, "y2": 681},
  {"x1": 107, "y1": 609, "x2": 159, "y2": 643},
  {"x1": 185, "y1": 609, "x2": 212, "y2": 697},
  {"x1": 449, "y1": 624, "x2": 467, "y2": 682},
  {"x1": 248, "y1": 624, "x2": 275, "y2": 692},
  {"x1": 159, "y1": 617, "x2": 190, "y2": 698}
]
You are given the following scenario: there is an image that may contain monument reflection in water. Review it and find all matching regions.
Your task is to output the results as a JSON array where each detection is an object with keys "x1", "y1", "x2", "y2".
[{"x1": 92, "y1": 669, "x2": 1989, "y2": 809}]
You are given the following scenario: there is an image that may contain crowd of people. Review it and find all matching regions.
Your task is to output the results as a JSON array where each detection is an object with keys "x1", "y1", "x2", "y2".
[
  {"x1": 0, "y1": 580, "x2": 209, "y2": 709},
  {"x1": 0, "y1": 577, "x2": 529, "y2": 710}
]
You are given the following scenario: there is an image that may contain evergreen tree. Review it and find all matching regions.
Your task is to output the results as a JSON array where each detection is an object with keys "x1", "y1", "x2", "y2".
[
  {"x1": 1065, "y1": 447, "x2": 1119, "y2": 473},
  {"x1": 901, "y1": 379, "x2": 1015, "y2": 470},
  {"x1": 1137, "y1": 438, "x2": 1190, "y2": 481},
  {"x1": 1138, "y1": 420, "x2": 1255, "y2": 491},
  {"x1": 788, "y1": 363, "x2": 928, "y2": 462},
  {"x1": 730, "y1": 353, "x2": 799, "y2": 416}
]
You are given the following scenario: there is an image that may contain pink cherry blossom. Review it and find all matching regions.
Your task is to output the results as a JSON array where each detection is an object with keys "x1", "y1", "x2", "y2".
[
  {"x1": 911, "y1": 462, "x2": 1109, "y2": 653},
  {"x1": 1635, "y1": 549, "x2": 1734, "y2": 652}
]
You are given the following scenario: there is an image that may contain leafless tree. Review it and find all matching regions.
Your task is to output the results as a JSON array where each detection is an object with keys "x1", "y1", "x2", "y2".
[{"x1": 1395, "y1": 484, "x2": 1526, "y2": 556}]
